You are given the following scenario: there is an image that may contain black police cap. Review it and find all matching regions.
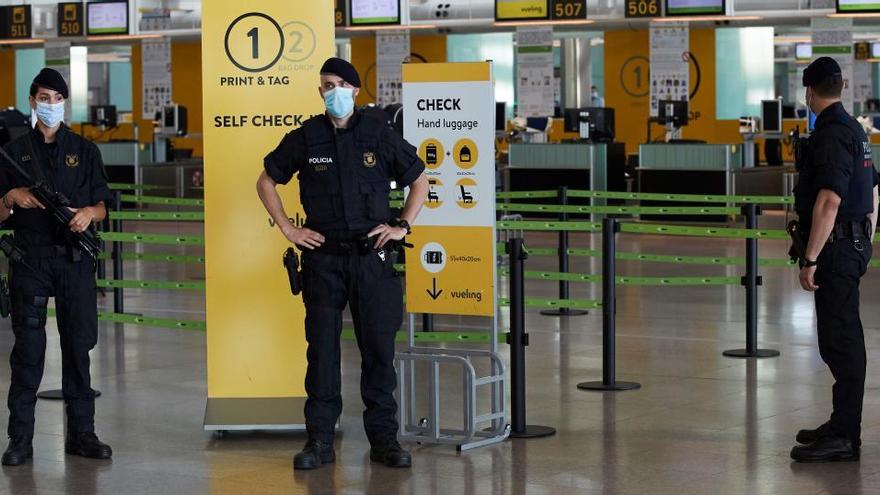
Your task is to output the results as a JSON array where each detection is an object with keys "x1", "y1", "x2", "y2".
[
  {"x1": 320, "y1": 57, "x2": 361, "y2": 88},
  {"x1": 802, "y1": 57, "x2": 842, "y2": 88},
  {"x1": 30, "y1": 68, "x2": 69, "y2": 99}
]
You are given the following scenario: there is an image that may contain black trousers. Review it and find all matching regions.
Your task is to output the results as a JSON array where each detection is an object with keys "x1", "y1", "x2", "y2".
[
  {"x1": 7, "y1": 256, "x2": 98, "y2": 437},
  {"x1": 814, "y1": 235, "x2": 872, "y2": 447},
  {"x1": 301, "y1": 248, "x2": 403, "y2": 445}
]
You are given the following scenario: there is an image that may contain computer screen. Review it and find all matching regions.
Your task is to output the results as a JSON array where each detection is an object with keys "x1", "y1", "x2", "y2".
[
  {"x1": 349, "y1": 0, "x2": 400, "y2": 25},
  {"x1": 162, "y1": 104, "x2": 188, "y2": 136},
  {"x1": 562, "y1": 108, "x2": 615, "y2": 142},
  {"x1": 665, "y1": 0, "x2": 725, "y2": 16},
  {"x1": 837, "y1": 0, "x2": 880, "y2": 13},
  {"x1": 795, "y1": 44, "x2": 812, "y2": 61},
  {"x1": 90, "y1": 105, "x2": 117, "y2": 127},
  {"x1": 658, "y1": 100, "x2": 689, "y2": 127},
  {"x1": 761, "y1": 100, "x2": 782, "y2": 133},
  {"x1": 495, "y1": 102, "x2": 507, "y2": 132},
  {"x1": 872, "y1": 43, "x2": 880, "y2": 59},
  {"x1": 87, "y1": 1, "x2": 128, "y2": 36},
  {"x1": 808, "y1": 110, "x2": 817, "y2": 132}
]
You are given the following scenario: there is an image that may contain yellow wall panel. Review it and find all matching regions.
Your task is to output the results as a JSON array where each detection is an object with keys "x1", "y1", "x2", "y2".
[
  {"x1": 606, "y1": 28, "x2": 743, "y2": 157},
  {"x1": 351, "y1": 34, "x2": 447, "y2": 106},
  {"x1": 0, "y1": 49, "x2": 14, "y2": 108}
]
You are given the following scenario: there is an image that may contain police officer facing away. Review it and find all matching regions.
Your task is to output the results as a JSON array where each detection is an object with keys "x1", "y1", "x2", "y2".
[
  {"x1": 257, "y1": 58, "x2": 429, "y2": 470},
  {"x1": 0, "y1": 69, "x2": 113, "y2": 466},
  {"x1": 791, "y1": 57, "x2": 880, "y2": 463}
]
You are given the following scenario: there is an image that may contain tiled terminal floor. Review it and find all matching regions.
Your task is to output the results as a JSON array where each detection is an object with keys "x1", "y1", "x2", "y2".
[{"x1": 0, "y1": 214, "x2": 878, "y2": 494}]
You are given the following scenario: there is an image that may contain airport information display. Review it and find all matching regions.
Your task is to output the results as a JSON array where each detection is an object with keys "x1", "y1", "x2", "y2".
[
  {"x1": 495, "y1": 0, "x2": 550, "y2": 21},
  {"x1": 350, "y1": 0, "x2": 401, "y2": 25},
  {"x1": 837, "y1": 0, "x2": 880, "y2": 12},
  {"x1": 87, "y1": 1, "x2": 129, "y2": 35},
  {"x1": 665, "y1": 0, "x2": 724, "y2": 15}
]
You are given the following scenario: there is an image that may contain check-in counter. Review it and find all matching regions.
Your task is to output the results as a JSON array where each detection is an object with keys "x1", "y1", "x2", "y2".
[
  {"x1": 96, "y1": 141, "x2": 152, "y2": 184},
  {"x1": 638, "y1": 143, "x2": 742, "y2": 221},
  {"x1": 140, "y1": 159, "x2": 204, "y2": 199},
  {"x1": 505, "y1": 142, "x2": 626, "y2": 194}
]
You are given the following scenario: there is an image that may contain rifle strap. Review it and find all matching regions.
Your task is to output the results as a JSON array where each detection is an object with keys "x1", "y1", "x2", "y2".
[{"x1": 24, "y1": 133, "x2": 51, "y2": 187}]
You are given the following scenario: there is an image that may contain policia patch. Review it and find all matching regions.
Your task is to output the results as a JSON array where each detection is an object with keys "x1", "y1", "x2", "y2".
[
  {"x1": 65, "y1": 153, "x2": 79, "y2": 168},
  {"x1": 363, "y1": 151, "x2": 376, "y2": 168}
]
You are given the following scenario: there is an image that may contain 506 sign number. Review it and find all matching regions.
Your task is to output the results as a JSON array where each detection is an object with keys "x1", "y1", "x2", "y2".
[{"x1": 626, "y1": 0, "x2": 660, "y2": 17}]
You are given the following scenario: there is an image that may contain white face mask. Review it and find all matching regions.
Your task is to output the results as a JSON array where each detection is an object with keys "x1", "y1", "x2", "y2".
[{"x1": 34, "y1": 101, "x2": 65, "y2": 128}]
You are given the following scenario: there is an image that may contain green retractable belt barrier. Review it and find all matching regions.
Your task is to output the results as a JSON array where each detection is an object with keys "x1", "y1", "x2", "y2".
[
  {"x1": 118, "y1": 194, "x2": 204, "y2": 207},
  {"x1": 497, "y1": 204, "x2": 742, "y2": 216},
  {"x1": 97, "y1": 252, "x2": 206, "y2": 264},
  {"x1": 99, "y1": 232, "x2": 205, "y2": 246},
  {"x1": 618, "y1": 223, "x2": 790, "y2": 240},
  {"x1": 108, "y1": 183, "x2": 165, "y2": 191},
  {"x1": 566, "y1": 190, "x2": 794, "y2": 204},
  {"x1": 46, "y1": 308, "x2": 206, "y2": 331},
  {"x1": 96, "y1": 279, "x2": 205, "y2": 291},
  {"x1": 498, "y1": 220, "x2": 601, "y2": 232},
  {"x1": 109, "y1": 211, "x2": 205, "y2": 222},
  {"x1": 498, "y1": 297, "x2": 602, "y2": 310}
]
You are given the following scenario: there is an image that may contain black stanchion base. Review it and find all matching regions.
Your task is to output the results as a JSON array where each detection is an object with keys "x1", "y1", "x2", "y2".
[
  {"x1": 540, "y1": 309, "x2": 589, "y2": 317},
  {"x1": 577, "y1": 381, "x2": 641, "y2": 392},
  {"x1": 509, "y1": 425, "x2": 556, "y2": 439},
  {"x1": 37, "y1": 389, "x2": 102, "y2": 400},
  {"x1": 722, "y1": 349, "x2": 780, "y2": 358}
]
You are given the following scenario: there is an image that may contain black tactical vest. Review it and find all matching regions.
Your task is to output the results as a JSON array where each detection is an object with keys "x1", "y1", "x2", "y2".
[{"x1": 298, "y1": 111, "x2": 393, "y2": 234}]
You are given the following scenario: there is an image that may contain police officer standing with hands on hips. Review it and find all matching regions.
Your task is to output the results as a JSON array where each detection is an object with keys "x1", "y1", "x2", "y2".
[
  {"x1": 0, "y1": 69, "x2": 113, "y2": 466},
  {"x1": 257, "y1": 58, "x2": 429, "y2": 470},
  {"x1": 791, "y1": 57, "x2": 880, "y2": 463}
]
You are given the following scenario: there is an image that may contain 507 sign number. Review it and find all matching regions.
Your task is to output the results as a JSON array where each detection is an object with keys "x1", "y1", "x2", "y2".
[{"x1": 551, "y1": 0, "x2": 587, "y2": 20}]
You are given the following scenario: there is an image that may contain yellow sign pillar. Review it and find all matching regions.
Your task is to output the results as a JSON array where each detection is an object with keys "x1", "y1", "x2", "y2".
[{"x1": 201, "y1": 1, "x2": 333, "y2": 429}]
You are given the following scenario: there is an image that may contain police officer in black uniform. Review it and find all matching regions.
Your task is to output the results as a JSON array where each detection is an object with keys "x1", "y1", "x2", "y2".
[
  {"x1": 257, "y1": 58, "x2": 429, "y2": 470},
  {"x1": 0, "y1": 69, "x2": 113, "y2": 466},
  {"x1": 791, "y1": 57, "x2": 880, "y2": 463}
]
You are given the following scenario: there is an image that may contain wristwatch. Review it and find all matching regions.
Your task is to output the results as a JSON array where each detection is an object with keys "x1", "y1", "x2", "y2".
[
  {"x1": 801, "y1": 258, "x2": 818, "y2": 268},
  {"x1": 391, "y1": 218, "x2": 411, "y2": 235}
]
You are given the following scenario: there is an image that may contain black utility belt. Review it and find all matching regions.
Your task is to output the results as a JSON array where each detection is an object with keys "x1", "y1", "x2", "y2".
[
  {"x1": 314, "y1": 237, "x2": 376, "y2": 256},
  {"x1": 829, "y1": 219, "x2": 872, "y2": 242},
  {"x1": 22, "y1": 244, "x2": 83, "y2": 261}
]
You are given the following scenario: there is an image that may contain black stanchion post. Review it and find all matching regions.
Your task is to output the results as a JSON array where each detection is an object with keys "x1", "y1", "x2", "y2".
[
  {"x1": 542, "y1": 186, "x2": 588, "y2": 317},
  {"x1": 508, "y1": 237, "x2": 556, "y2": 439},
  {"x1": 723, "y1": 204, "x2": 779, "y2": 358},
  {"x1": 578, "y1": 218, "x2": 641, "y2": 392},
  {"x1": 112, "y1": 190, "x2": 124, "y2": 315},
  {"x1": 96, "y1": 215, "x2": 108, "y2": 295},
  {"x1": 423, "y1": 313, "x2": 434, "y2": 332}
]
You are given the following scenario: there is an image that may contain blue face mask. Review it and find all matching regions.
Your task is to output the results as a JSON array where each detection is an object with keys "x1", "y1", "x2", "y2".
[
  {"x1": 323, "y1": 87, "x2": 355, "y2": 119},
  {"x1": 35, "y1": 101, "x2": 65, "y2": 128}
]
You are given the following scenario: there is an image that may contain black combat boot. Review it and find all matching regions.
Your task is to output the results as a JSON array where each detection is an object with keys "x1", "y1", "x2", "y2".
[
  {"x1": 370, "y1": 439, "x2": 411, "y2": 468},
  {"x1": 293, "y1": 439, "x2": 335, "y2": 470},
  {"x1": 796, "y1": 421, "x2": 833, "y2": 445},
  {"x1": 65, "y1": 432, "x2": 112, "y2": 460},
  {"x1": 791, "y1": 435, "x2": 859, "y2": 463},
  {"x1": 1, "y1": 435, "x2": 33, "y2": 466}
]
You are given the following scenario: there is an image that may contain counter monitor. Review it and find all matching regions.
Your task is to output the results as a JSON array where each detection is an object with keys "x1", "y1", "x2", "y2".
[{"x1": 87, "y1": 1, "x2": 128, "y2": 36}]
